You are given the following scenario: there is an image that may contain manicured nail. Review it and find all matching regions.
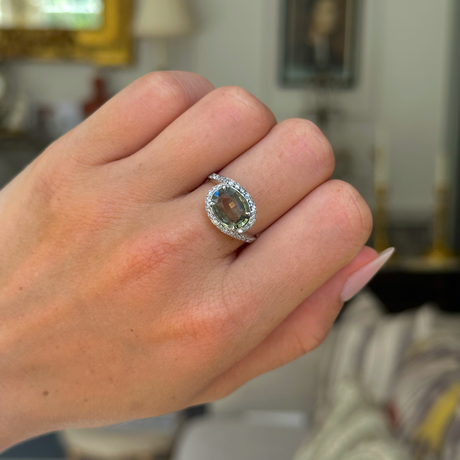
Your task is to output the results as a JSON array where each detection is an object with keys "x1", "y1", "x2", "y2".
[{"x1": 340, "y1": 248, "x2": 395, "y2": 302}]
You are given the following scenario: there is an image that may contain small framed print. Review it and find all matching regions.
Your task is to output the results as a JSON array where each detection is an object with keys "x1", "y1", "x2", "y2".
[{"x1": 280, "y1": 0, "x2": 361, "y2": 88}]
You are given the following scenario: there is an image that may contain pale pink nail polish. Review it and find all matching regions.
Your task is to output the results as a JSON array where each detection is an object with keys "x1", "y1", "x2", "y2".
[{"x1": 340, "y1": 248, "x2": 395, "y2": 302}]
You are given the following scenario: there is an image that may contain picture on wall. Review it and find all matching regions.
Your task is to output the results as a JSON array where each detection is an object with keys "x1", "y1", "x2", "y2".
[{"x1": 280, "y1": 0, "x2": 360, "y2": 88}]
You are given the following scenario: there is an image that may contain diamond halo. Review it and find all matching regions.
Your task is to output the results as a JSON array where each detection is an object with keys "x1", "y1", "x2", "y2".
[{"x1": 205, "y1": 174, "x2": 257, "y2": 243}]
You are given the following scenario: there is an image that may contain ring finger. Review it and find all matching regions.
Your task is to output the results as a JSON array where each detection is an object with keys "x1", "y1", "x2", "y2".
[{"x1": 185, "y1": 118, "x2": 335, "y2": 253}]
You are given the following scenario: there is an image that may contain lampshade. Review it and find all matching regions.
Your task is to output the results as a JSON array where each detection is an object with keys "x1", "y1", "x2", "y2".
[{"x1": 134, "y1": 0, "x2": 194, "y2": 38}]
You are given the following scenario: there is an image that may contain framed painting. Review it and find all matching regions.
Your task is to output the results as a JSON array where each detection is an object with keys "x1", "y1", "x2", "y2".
[
  {"x1": 280, "y1": 0, "x2": 361, "y2": 88},
  {"x1": 0, "y1": 0, "x2": 133, "y2": 65}
]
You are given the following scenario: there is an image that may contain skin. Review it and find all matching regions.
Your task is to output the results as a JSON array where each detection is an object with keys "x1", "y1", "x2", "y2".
[{"x1": 0, "y1": 71, "x2": 375, "y2": 451}]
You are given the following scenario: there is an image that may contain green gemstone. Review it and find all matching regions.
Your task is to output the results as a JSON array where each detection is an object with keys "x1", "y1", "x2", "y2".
[{"x1": 212, "y1": 186, "x2": 250, "y2": 229}]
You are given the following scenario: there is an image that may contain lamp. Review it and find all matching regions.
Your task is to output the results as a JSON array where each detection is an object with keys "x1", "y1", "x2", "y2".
[{"x1": 133, "y1": 0, "x2": 194, "y2": 70}]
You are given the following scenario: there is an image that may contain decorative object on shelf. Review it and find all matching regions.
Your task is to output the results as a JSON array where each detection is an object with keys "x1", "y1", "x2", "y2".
[
  {"x1": 0, "y1": 0, "x2": 133, "y2": 65},
  {"x1": 133, "y1": 0, "x2": 194, "y2": 71},
  {"x1": 2, "y1": 90, "x2": 29, "y2": 133},
  {"x1": 280, "y1": 0, "x2": 361, "y2": 88},
  {"x1": 52, "y1": 101, "x2": 83, "y2": 137},
  {"x1": 373, "y1": 126, "x2": 390, "y2": 253},
  {"x1": 83, "y1": 75, "x2": 109, "y2": 118},
  {"x1": 424, "y1": 150, "x2": 457, "y2": 266},
  {"x1": 0, "y1": 63, "x2": 30, "y2": 135},
  {"x1": 0, "y1": 68, "x2": 7, "y2": 102}
]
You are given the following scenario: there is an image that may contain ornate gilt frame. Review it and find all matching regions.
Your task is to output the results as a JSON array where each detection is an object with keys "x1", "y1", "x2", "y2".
[{"x1": 0, "y1": 0, "x2": 133, "y2": 65}]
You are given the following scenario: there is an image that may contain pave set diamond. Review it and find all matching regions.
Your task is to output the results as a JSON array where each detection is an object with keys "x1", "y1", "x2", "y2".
[{"x1": 205, "y1": 174, "x2": 257, "y2": 243}]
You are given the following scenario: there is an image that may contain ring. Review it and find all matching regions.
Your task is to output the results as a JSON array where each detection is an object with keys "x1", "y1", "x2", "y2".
[{"x1": 205, "y1": 173, "x2": 257, "y2": 243}]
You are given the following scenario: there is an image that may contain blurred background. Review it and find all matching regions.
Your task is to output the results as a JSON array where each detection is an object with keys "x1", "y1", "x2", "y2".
[{"x1": 1, "y1": 0, "x2": 460, "y2": 459}]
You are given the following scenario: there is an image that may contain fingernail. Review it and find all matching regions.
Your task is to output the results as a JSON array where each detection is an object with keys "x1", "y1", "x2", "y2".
[{"x1": 340, "y1": 248, "x2": 395, "y2": 302}]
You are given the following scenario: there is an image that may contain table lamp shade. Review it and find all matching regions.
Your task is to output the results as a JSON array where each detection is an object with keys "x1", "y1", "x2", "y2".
[{"x1": 134, "y1": 0, "x2": 194, "y2": 38}]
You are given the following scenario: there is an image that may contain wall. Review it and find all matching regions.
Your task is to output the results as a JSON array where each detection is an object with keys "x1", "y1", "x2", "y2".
[
  {"x1": 376, "y1": 0, "x2": 453, "y2": 219},
  {"x1": 6, "y1": 0, "x2": 455, "y2": 219},
  {"x1": 8, "y1": 39, "x2": 154, "y2": 104},
  {"x1": 179, "y1": 0, "x2": 455, "y2": 219}
]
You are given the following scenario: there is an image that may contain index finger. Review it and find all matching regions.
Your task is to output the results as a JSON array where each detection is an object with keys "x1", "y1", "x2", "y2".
[{"x1": 51, "y1": 71, "x2": 214, "y2": 165}]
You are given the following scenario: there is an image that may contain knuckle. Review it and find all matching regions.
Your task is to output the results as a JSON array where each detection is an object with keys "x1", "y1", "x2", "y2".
[
  {"x1": 184, "y1": 284, "x2": 248, "y2": 351},
  {"x1": 277, "y1": 118, "x2": 335, "y2": 176},
  {"x1": 173, "y1": 303, "x2": 216, "y2": 345},
  {"x1": 138, "y1": 71, "x2": 191, "y2": 108},
  {"x1": 288, "y1": 323, "x2": 333, "y2": 364},
  {"x1": 215, "y1": 86, "x2": 275, "y2": 129},
  {"x1": 187, "y1": 302, "x2": 237, "y2": 344},
  {"x1": 304, "y1": 325, "x2": 330, "y2": 353},
  {"x1": 326, "y1": 180, "x2": 373, "y2": 243},
  {"x1": 30, "y1": 152, "x2": 76, "y2": 205},
  {"x1": 176, "y1": 305, "x2": 242, "y2": 375},
  {"x1": 120, "y1": 228, "x2": 190, "y2": 286},
  {"x1": 274, "y1": 326, "x2": 329, "y2": 369},
  {"x1": 290, "y1": 329, "x2": 315, "y2": 361},
  {"x1": 216, "y1": 296, "x2": 248, "y2": 337},
  {"x1": 219, "y1": 270, "x2": 258, "y2": 335},
  {"x1": 125, "y1": 237, "x2": 170, "y2": 275}
]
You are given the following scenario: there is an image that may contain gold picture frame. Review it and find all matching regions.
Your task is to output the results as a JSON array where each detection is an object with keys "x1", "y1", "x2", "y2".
[{"x1": 0, "y1": 0, "x2": 133, "y2": 66}]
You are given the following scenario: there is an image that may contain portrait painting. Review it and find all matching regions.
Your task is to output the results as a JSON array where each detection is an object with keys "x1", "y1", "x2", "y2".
[{"x1": 280, "y1": 0, "x2": 360, "y2": 88}]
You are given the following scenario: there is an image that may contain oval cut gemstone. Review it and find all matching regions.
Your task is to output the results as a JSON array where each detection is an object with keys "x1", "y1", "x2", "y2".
[{"x1": 211, "y1": 186, "x2": 250, "y2": 229}]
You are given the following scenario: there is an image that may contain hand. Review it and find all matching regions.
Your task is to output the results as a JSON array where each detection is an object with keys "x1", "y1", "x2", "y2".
[{"x1": 0, "y1": 72, "x2": 374, "y2": 449}]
